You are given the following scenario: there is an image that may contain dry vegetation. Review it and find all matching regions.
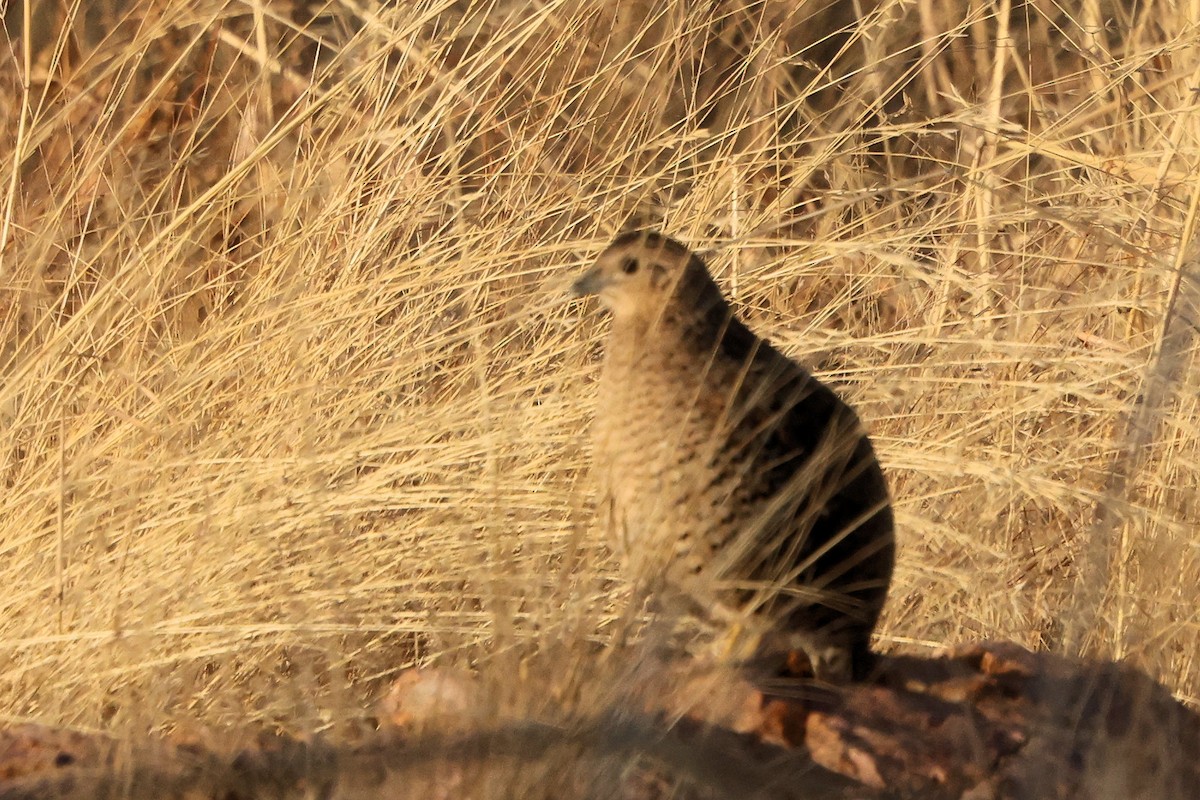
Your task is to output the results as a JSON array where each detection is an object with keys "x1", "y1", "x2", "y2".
[{"x1": 1, "y1": 0, "x2": 1199, "y2": 781}]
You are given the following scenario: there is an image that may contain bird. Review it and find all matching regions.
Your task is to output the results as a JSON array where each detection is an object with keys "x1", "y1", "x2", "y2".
[{"x1": 571, "y1": 230, "x2": 895, "y2": 682}]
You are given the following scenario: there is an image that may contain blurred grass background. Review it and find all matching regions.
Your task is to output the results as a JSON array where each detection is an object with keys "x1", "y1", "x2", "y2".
[{"x1": 1, "y1": 0, "x2": 1198, "y2": 743}]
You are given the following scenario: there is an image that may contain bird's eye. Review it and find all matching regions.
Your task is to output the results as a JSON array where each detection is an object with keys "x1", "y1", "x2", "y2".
[{"x1": 619, "y1": 257, "x2": 640, "y2": 275}]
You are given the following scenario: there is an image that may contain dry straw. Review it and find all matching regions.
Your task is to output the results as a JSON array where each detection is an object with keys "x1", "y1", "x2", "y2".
[{"x1": 1, "y1": 0, "x2": 1198, "y2": 793}]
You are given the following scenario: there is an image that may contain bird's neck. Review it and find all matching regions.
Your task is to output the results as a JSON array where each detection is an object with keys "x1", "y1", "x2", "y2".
[{"x1": 605, "y1": 296, "x2": 734, "y2": 374}]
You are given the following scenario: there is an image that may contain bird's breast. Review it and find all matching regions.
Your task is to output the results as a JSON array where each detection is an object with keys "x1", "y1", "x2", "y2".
[{"x1": 591, "y1": 340, "x2": 747, "y2": 567}]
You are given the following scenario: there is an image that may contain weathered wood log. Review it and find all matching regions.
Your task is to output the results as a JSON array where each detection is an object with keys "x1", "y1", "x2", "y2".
[
  {"x1": 0, "y1": 642, "x2": 1195, "y2": 799},
  {"x1": 641, "y1": 640, "x2": 1200, "y2": 799},
  {"x1": 729, "y1": 641, "x2": 1200, "y2": 799}
]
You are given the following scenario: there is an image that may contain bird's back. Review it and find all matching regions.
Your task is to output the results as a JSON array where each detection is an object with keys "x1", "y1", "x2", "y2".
[{"x1": 704, "y1": 318, "x2": 894, "y2": 646}]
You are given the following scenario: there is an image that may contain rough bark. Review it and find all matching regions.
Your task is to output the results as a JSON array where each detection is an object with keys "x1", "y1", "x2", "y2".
[{"x1": 1, "y1": 642, "x2": 1195, "y2": 799}]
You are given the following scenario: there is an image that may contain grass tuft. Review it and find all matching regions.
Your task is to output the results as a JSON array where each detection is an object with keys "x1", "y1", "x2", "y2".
[{"x1": 1, "y1": 0, "x2": 1198, "y2": 751}]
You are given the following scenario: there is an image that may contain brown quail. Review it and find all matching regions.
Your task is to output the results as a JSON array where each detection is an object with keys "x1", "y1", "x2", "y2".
[{"x1": 572, "y1": 230, "x2": 895, "y2": 682}]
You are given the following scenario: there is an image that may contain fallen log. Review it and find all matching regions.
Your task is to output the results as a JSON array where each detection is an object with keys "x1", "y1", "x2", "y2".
[{"x1": 0, "y1": 642, "x2": 1194, "y2": 799}]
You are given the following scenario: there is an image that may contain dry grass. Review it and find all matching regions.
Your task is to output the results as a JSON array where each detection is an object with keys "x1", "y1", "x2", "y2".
[{"x1": 1, "y1": 0, "x2": 1198, "y2": 774}]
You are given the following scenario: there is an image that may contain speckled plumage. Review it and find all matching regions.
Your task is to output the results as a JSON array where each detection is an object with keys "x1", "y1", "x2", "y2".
[{"x1": 573, "y1": 230, "x2": 895, "y2": 682}]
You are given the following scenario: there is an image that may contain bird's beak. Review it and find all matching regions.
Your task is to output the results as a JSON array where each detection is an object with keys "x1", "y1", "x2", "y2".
[{"x1": 570, "y1": 266, "x2": 606, "y2": 297}]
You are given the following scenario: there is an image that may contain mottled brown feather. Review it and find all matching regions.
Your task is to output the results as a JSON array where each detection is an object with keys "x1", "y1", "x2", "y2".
[{"x1": 573, "y1": 230, "x2": 895, "y2": 681}]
